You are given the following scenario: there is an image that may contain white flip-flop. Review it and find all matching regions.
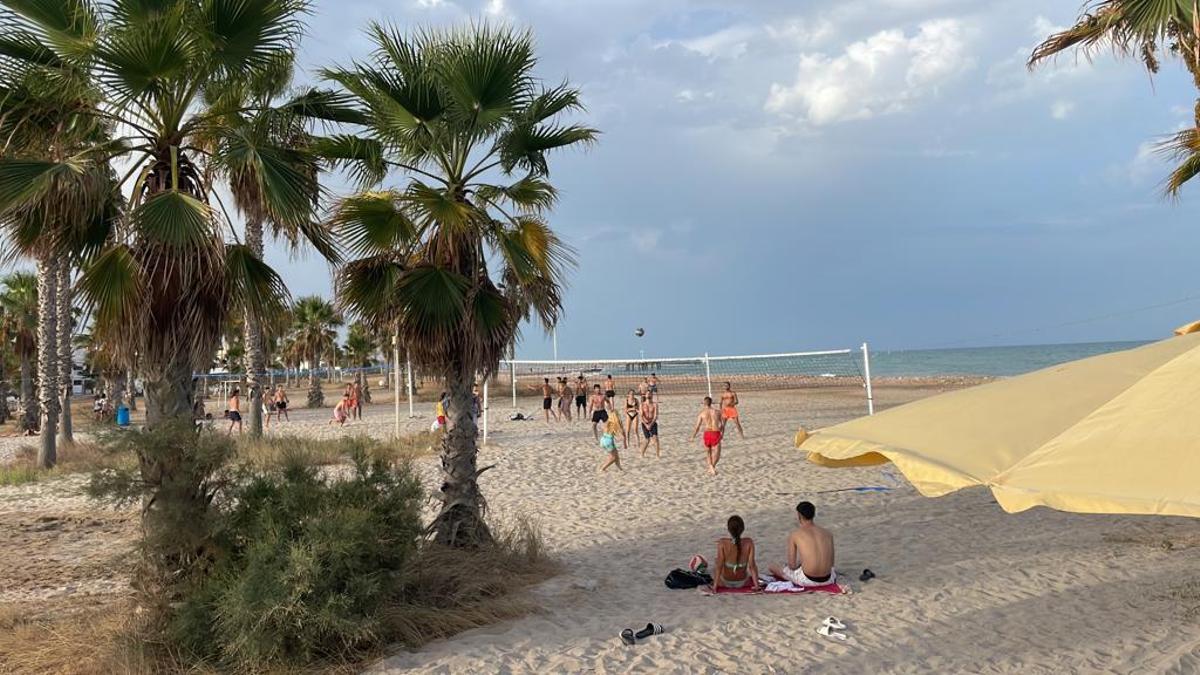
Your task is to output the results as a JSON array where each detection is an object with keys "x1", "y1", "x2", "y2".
[
  {"x1": 817, "y1": 625, "x2": 848, "y2": 641},
  {"x1": 822, "y1": 617, "x2": 846, "y2": 630}
]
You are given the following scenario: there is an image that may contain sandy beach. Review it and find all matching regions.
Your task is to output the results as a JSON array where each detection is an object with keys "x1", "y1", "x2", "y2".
[{"x1": 3, "y1": 380, "x2": 1200, "y2": 673}]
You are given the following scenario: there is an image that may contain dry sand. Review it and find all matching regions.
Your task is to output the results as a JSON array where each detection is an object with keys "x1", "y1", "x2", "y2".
[{"x1": 3, "y1": 382, "x2": 1200, "y2": 673}]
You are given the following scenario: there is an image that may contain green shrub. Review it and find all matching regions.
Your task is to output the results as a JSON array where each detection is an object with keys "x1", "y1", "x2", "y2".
[{"x1": 175, "y1": 448, "x2": 422, "y2": 668}]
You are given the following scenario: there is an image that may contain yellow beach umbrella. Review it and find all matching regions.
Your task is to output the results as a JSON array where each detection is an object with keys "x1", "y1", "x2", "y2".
[
  {"x1": 801, "y1": 331, "x2": 1200, "y2": 517},
  {"x1": 1174, "y1": 320, "x2": 1200, "y2": 335}
]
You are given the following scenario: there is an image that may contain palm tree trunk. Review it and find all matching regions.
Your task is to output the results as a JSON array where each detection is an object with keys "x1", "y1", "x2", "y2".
[
  {"x1": 244, "y1": 233, "x2": 264, "y2": 434},
  {"x1": 431, "y1": 365, "x2": 493, "y2": 547},
  {"x1": 142, "y1": 354, "x2": 195, "y2": 428},
  {"x1": 127, "y1": 367, "x2": 137, "y2": 411},
  {"x1": 109, "y1": 369, "x2": 126, "y2": 410},
  {"x1": 57, "y1": 262, "x2": 74, "y2": 447},
  {"x1": 36, "y1": 255, "x2": 59, "y2": 469},
  {"x1": 19, "y1": 353, "x2": 36, "y2": 432},
  {"x1": 307, "y1": 348, "x2": 323, "y2": 408},
  {"x1": 0, "y1": 359, "x2": 9, "y2": 425}
]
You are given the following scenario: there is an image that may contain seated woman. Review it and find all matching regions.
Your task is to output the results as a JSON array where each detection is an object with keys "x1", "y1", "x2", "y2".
[{"x1": 713, "y1": 515, "x2": 759, "y2": 590}]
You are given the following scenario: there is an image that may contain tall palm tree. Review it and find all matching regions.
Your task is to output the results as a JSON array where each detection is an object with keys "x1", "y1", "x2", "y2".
[
  {"x1": 343, "y1": 320, "x2": 378, "y2": 403},
  {"x1": 1030, "y1": 1, "x2": 1200, "y2": 195},
  {"x1": 220, "y1": 78, "x2": 350, "y2": 438},
  {"x1": 328, "y1": 25, "x2": 595, "y2": 546},
  {"x1": 0, "y1": 272, "x2": 39, "y2": 431},
  {"x1": 289, "y1": 295, "x2": 341, "y2": 408},
  {"x1": 0, "y1": 0, "x2": 311, "y2": 428}
]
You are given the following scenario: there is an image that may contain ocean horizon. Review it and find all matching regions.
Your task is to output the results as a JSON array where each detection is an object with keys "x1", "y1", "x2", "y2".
[{"x1": 868, "y1": 340, "x2": 1151, "y2": 378}]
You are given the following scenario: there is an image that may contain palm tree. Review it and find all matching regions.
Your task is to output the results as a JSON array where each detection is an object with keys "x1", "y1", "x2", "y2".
[
  {"x1": 1030, "y1": 1, "x2": 1200, "y2": 195},
  {"x1": 220, "y1": 78, "x2": 350, "y2": 438},
  {"x1": 0, "y1": 0, "x2": 312, "y2": 428},
  {"x1": 0, "y1": 272, "x2": 39, "y2": 431},
  {"x1": 328, "y1": 25, "x2": 595, "y2": 546},
  {"x1": 289, "y1": 296, "x2": 341, "y2": 408},
  {"x1": 343, "y1": 320, "x2": 379, "y2": 403}
]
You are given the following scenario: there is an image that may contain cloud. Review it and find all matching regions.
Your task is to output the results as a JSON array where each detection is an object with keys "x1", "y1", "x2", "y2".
[
  {"x1": 630, "y1": 228, "x2": 663, "y2": 253},
  {"x1": 1050, "y1": 99, "x2": 1074, "y2": 120},
  {"x1": 764, "y1": 18, "x2": 975, "y2": 126},
  {"x1": 484, "y1": 0, "x2": 505, "y2": 17}
]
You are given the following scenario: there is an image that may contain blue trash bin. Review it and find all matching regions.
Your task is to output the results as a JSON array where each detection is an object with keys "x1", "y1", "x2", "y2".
[{"x1": 116, "y1": 405, "x2": 130, "y2": 427}]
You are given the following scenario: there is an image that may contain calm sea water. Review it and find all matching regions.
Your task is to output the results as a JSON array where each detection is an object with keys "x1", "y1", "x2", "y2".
[{"x1": 867, "y1": 341, "x2": 1150, "y2": 377}]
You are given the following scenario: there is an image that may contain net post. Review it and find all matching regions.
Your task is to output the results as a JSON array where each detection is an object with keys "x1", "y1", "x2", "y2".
[
  {"x1": 392, "y1": 333, "x2": 400, "y2": 437},
  {"x1": 861, "y1": 342, "x2": 875, "y2": 415},
  {"x1": 510, "y1": 360, "x2": 517, "y2": 409},
  {"x1": 406, "y1": 349, "x2": 415, "y2": 418},
  {"x1": 482, "y1": 380, "x2": 489, "y2": 445},
  {"x1": 703, "y1": 352, "x2": 713, "y2": 398}
]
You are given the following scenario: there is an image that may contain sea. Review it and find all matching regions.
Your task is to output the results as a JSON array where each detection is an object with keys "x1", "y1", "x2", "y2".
[{"x1": 866, "y1": 341, "x2": 1149, "y2": 378}]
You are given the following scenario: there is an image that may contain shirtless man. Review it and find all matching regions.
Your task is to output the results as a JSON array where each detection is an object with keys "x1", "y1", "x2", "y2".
[
  {"x1": 227, "y1": 387, "x2": 243, "y2": 435},
  {"x1": 637, "y1": 378, "x2": 650, "y2": 399},
  {"x1": 558, "y1": 378, "x2": 572, "y2": 422},
  {"x1": 638, "y1": 394, "x2": 661, "y2": 458},
  {"x1": 691, "y1": 396, "x2": 723, "y2": 475},
  {"x1": 720, "y1": 382, "x2": 744, "y2": 438},
  {"x1": 574, "y1": 375, "x2": 588, "y2": 419},
  {"x1": 604, "y1": 375, "x2": 616, "y2": 406},
  {"x1": 648, "y1": 373, "x2": 659, "y2": 400},
  {"x1": 541, "y1": 378, "x2": 557, "y2": 422},
  {"x1": 587, "y1": 384, "x2": 610, "y2": 441},
  {"x1": 769, "y1": 501, "x2": 836, "y2": 587}
]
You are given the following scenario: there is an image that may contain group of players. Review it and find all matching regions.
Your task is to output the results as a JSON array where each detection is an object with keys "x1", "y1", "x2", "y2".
[{"x1": 539, "y1": 373, "x2": 746, "y2": 476}]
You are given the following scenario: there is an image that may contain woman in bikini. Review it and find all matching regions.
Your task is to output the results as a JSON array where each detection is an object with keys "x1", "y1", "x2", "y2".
[
  {"x1": 623, "y1": 389, "x2": 639, "y2": 445},
  {"x1": 713, "y1": 515, "x2": 759, "y2": 591}
]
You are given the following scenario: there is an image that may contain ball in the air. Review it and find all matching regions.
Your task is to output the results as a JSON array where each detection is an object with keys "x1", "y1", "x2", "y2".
[
  {"x1": 634, "y1": 327, "x2": 645, "y2": 337},
  {"x1": 689, "y1": 554, "x2": 707, "y2": 574}
]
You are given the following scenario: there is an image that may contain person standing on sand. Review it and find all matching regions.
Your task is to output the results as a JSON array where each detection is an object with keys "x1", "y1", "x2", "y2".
[
  {"x1": 720, "y1": 382, "x2": 744, "y2": 439},
  {"x1": 638, "y1": 378, "x2": 649, "y2": 399},
  {"x1": 575, "y1": 375, "x2": 588, "y2": 420},
  {"x1": 273, "y1": 385, "x2": 290, "y2": 422},
  {"x1": 352, "y1": 381, "x2": 364, "y2": 420},
  {"x1": 648, "y1": 373, "x2": 659, "y2": 399},
  {"x1": 768, "y1": 501, "x2": 836, "y2": 587},
  {"x1": 691, "y1": 396, "x2": 723, "y2": 475},
  {"x1": 639, "y1": 394, "x2": 660, "y2": 458},
  {"x1": 604, "y1": 375, "x2": 616, "y2": 406},
  {"x1": 559, "y1": 378, "x2": 573, "y2": 422},
  {"x1": 541, "y1": 378, "x2": 557, "y2": 422},
  {"x1": 588, "y1": 384, "x2": 610, "y2": 441},
  {"x1": 622, "y1": 389, "x2": 639, "y2": 445},
  {"x1": 227, "y1": 387, "x2": 242, "y2": 435}
]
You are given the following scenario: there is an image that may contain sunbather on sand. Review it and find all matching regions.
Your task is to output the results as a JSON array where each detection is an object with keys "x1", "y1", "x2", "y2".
[
  {"x1": 713, "y1": 515, "x2": 759, "y2": 590},
  {"x1": 768, "y1": 501, "x2": 836, "y2": 586}
]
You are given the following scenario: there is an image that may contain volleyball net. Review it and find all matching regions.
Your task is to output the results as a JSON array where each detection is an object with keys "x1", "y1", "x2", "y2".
[{"x1": 489, "y1": 344, "x2": 876, "y2": 419}]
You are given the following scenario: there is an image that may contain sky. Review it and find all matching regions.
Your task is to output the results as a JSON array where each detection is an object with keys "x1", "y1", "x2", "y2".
[{"x1": 266, "y1": 0, "x2": 1200, "y2": 358}]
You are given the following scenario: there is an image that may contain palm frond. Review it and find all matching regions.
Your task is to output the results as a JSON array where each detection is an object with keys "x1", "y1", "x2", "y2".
[
  {"x1": 129, "y1": 189, "x2": 214, "y2": 248},
  {"x1": 224, "y1": 242, "x2": 289, "y2": 323},
  {"x1": 329, "y1": 190, "x2": 416, "y2": 257}
]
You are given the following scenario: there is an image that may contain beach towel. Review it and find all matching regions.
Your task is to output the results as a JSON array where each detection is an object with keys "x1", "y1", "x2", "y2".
[{"x1": 701, "y1": 580, "x2": 848, "y2": 596}]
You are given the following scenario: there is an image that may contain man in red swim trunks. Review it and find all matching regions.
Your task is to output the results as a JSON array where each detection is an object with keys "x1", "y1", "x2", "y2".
[{"x1": 691, "y1": 396, "x2": 724, "y2": 476}]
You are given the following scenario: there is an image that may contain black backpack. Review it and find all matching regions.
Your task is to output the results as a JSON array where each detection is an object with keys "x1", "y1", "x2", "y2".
[{"x1": 664, "y1": 568, "x2": 712, "y2": 589}]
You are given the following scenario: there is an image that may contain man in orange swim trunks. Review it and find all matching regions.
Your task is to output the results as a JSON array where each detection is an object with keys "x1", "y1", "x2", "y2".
[
  {"x1": 691, "y1": 396, "x2": 724, "y2": 476},
  {"x1": 720, "y1": 382, "x2": 744, "y2": 439}
]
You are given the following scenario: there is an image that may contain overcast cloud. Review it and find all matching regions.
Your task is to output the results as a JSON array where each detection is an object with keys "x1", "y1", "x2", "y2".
[{"x1": 257, "y1": 0, "x2": 1200, "y2": 358}]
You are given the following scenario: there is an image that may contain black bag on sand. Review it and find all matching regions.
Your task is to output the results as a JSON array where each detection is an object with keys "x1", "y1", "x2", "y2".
[{"x1": 664, "y1": 569, "x2": 712, "y2": 589}]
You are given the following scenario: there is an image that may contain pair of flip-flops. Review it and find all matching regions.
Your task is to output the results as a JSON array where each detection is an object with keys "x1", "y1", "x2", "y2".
[
  {"x1": 619, "y1": 622, "x2": 665, "y2": 645},
  {"x1": 817, "y1": 616, "x2": 848, "y2": 641}
]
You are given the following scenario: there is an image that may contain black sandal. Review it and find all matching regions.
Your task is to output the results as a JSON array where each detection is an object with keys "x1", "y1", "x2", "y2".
[
  {"x1": 634, "y1": 623, "x2": 665, "y2": 640},
  {"x1": 619, "y1": 628, "x2": 636, "y2": 645}
]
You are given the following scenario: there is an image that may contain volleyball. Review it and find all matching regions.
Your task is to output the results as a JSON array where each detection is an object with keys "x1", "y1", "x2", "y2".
[
  {"x1": 634, "y1": 327, "x2": 645, "y2": 337},
  {"x1": 688, "y1": 554, "x2": 707, "y2": 574}
]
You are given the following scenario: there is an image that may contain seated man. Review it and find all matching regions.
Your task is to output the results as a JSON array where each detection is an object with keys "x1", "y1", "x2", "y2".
[{"x1": 768, "y1": 501, "x2": 836, "y2": 586}]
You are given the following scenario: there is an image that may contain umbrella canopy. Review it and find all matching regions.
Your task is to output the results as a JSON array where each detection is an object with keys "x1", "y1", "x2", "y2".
[{"x1": 802, "y1": 332, "x2": 1200, "y2": 517}]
